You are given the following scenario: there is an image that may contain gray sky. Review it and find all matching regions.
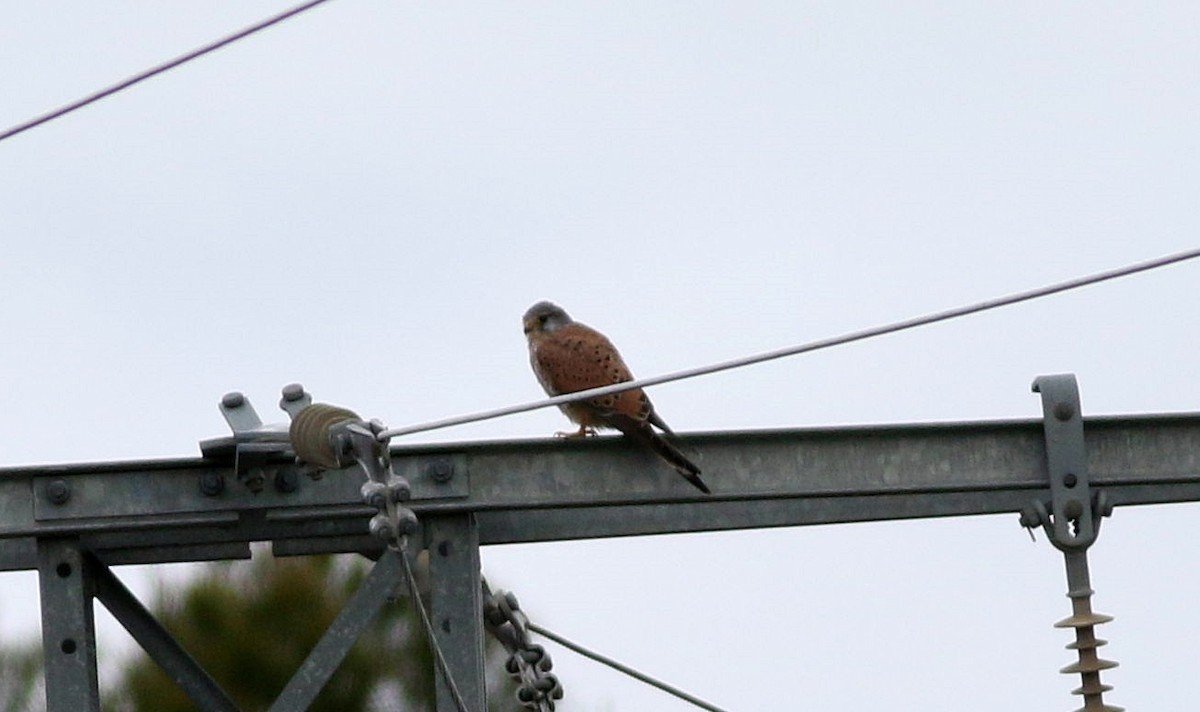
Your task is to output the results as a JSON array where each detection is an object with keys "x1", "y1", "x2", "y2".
[{"x1": 2, "y1": 2, "x2": 1199, "y2": 709}]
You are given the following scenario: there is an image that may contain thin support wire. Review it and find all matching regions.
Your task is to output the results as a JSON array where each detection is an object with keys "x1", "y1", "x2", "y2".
[
  {"x1": 0, "y1": 0, "x2": 333, "y2": 144},
  {"x1": 396, "y1": 543, "x2": 474, "y2": 712},
  {"x1": 527, "y1": 622, "x2": 730, "y2": 712},
  {"x1": 378, "y1": 246, "x2": 1200, "y2": 441}
]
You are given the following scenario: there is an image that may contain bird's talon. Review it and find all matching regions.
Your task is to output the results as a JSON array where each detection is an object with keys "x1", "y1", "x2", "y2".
[{"x1": 554, "y1": 427, "x2": 596, "y2": 438}]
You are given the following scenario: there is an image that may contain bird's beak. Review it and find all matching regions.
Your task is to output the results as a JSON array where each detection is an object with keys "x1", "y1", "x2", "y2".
[{"x1": 522, "y1": 317, "x2": 537, "y2": 335}]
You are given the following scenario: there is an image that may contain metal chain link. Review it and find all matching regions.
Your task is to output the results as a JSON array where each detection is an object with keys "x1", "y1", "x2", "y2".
[{"x1": 482, "y1": 584, "x2": 562, "y2": 710}]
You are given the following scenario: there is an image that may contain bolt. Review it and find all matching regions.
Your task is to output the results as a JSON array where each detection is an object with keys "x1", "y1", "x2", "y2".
[
  {"x1": 198, "y1": 471, "x2": 225, "y2": 496},
  {"x1": 361, "y1": 481, "x2": 388, "y2": 508},
  {"x1": 46, "y1": 480, "x2": 71, "y2": 505},
  {"x1": 389, "y1": 478, "x2": 412, "y2": 503},
  {"x1": 396, "y1": 508, "x2": 420, "y2": 536},
  {"x1": 427, "y1": 459, "x2": 454, "y2": 483},
  {"x1": 1053, "y1": 401, "x2": 1075, "y2": 421},
  {"x1": 281, "y1": 383, "x2": 305, "y2": 401},
  {"x1": 1063, "y1": 472, "x2": 1078, "y2": 488},
  {"x1": 369, "y1": 513, "x2": 395, "y2": 541},
  {"x1": 300, "y1": 460, "x2": 325, "y2": 481},
  {"x1": 241, "y1": 469, "x2": 265, "y2": 493},
  {"x1": 274, "y1": 467, "x2": 299, "y2": 493},
  {"x1": 221, "y1": 392, "x2": 245, "y2": 409},
  {"x1": 1019, "y1": 500, "x2": 1049, "y2": 532}
]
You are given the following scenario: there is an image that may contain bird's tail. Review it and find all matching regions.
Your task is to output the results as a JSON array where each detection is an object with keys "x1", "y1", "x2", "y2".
[{"x1": 617, "y1": 420, "x2": 711, "y2": 494}]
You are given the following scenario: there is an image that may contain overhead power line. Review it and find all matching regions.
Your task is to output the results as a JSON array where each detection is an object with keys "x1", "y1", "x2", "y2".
[
  {"x1": 0, "y1": 0, "x2": 333, "y2": 144},
  {"x1": 398, "y1": 547, "x2": 475, "y2": 712},
  {"x1": 528, "y1": 622, "x2": 730, "y2": 712},
  {"x1": 377, "y1": 247, "x2": 1200, "y2": 441}
]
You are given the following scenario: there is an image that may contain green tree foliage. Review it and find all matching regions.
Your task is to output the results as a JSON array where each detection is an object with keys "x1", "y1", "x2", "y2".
[
  {"x1": 105, "y1": 552, "x2": 434, "y2": 712},
  {"x1": 1, "y1": 550, "x2": 521, "y2": 711},
  {"x1": 0, "y1": 640, "x2": 43, "y2": 712}
]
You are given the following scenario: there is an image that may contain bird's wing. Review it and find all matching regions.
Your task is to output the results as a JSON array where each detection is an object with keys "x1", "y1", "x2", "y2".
[{"x1": 532, "y1": 323, "x2": 650, "y2": 422}]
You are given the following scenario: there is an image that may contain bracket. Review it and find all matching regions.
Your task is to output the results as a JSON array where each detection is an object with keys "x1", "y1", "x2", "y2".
[
  {"x1": 199, "y1": 391, "x2": 294, "y2": 487},
  {"x1": 1022, "y1": 374, "x2": 1112, "y2": 550}
]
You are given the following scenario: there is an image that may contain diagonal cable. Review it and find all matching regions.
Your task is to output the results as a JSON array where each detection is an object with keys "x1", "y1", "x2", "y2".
[
  {"x1": 396, "y1": 542, "x2": 474, "y2": 712},
  {"x1": 528, "y1": 622, "x2": 730, "y2": 712},
  {"x1": 377, "y1": 246, "x2": 1200, "y2": 441},
  {"x1": 0, "y1": 0, "x2": 333, "y2": 144}
]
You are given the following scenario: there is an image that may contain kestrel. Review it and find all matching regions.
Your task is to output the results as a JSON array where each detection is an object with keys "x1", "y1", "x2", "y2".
[{"x1": 522, "y1": 301, "x2": 710, "y2": 494}]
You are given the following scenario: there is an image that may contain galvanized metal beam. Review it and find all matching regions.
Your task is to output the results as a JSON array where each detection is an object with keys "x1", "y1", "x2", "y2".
[
  {"x1": 8, "y1": 382, "x2": 1200, "y2": 712},
  {"x1": 427, "y1": 514, "x2": 486, "y2": 712},
  {"x1": 0, "y1": 414, "x2": 1197, "y2": 566},
  {"x1": 268, "y1": 549, "x2": 406, "y2": 712},
  {"x1": 37, "y1": 537, "x2": 100, "y2": 712}
]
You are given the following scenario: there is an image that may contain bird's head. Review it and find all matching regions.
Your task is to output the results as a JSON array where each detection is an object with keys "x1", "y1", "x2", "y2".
[{"x1": 523, "y1": 300, "x2": 571, "y2": 335}]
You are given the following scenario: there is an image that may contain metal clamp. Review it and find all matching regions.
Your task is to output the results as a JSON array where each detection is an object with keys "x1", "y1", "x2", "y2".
[
  {"x1": 1021, "y1": 374, "x2": 1121, "y2": 712},
  {"x1": 350, "y1": 422, "x2": 418, "y2": 547},
  {"x1": 1022, "y1": 374, "x2": 1112, "y2": 549},
  {"x1": 284, "y1": 393, "x2": 418, "y2": 547}
]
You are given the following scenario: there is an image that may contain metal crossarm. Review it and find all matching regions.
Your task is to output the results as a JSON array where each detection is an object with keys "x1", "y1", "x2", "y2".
[
  {"x1": 4, "y1": 376, "x2": 1200, "y2": 710},
  {"x1": 3, "y1": 415, "x2": 1200, "y2": 564}
]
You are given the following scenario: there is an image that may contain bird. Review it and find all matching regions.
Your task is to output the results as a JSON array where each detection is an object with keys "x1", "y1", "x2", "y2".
[{"x1": 522, "y1": 300, "x2": 710, "y2": 494}]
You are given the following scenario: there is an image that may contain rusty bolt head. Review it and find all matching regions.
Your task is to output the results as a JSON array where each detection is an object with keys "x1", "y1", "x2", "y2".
[{"x1": 241, "y1": 469, "x2": 265, "y2": 493}]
